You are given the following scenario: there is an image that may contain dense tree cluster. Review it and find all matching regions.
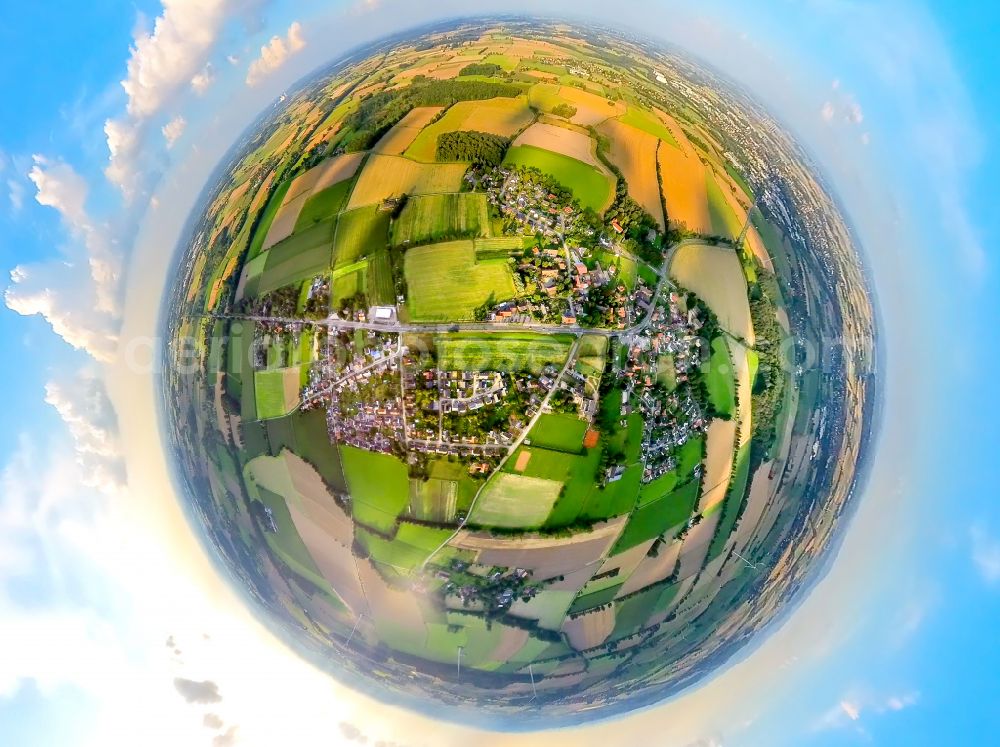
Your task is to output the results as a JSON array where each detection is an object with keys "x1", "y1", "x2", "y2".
[
  {"x1": 436, "y1": 131, "x2": 511, "y2": 167},
  {"x1": 337, "y1": 79, "x2": 524, "y2": 152},
  {"x1": 459, "y1": 62, "x2": 503, "y2": 77},
  {"x1": 550, "y1": 103, "x2": 577, "y2": 119}
]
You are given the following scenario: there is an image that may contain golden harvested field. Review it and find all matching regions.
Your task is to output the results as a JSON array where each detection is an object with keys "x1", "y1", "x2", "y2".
[
  {"x1": 562, "y1": 606, "x2": 615, "y2": 650},
  {"x1": 512, "y1": 122, "x2": 603, "y2": 169},
  {"x1": 560, "y1": 86, "x2": 626, "y2": 126},
  {"x1": 347, "y1": 155, "x2": 468, "y2": 208},
  {"x1": 406, "y1": 97, "x2": 535, "y2": 162},
  {"x1": 670, "y1": 242, "x2": 754, "y2": 342},
  {"x1": 617, "y1": 538, "x2": 682, "y2": 597},
  {"x1": 676, "y1": 512, "x2": 719, "y2": 580},
  {"x1": 597, "y1": 118, "x2": 665, "y2": 228},
  {"x1": 263, "y1": 191, "x2": 309, "y2": 250},
  {"x1": 727, "y1": 338, "x2": 754, "y2": 448},
  {"x1": 698, "y1": 418, "x2": 737, "y2": 514},
  {"x1": 373, "y1": 107, "x2": 443, "y2": 154},
  {"x1": 657, "y1": 116, "x2": 713, "y2": 234},
  {"x1": 450, "y1": 516, "x2": 626, "y2": 580},
  {"x1": 306, "y1": 152, "x2": 365, "y2": 194}
]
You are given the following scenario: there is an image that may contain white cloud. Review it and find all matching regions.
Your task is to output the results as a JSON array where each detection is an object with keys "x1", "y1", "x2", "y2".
[
  {"x1": 44, "y1": 371, "x2": 126, "y2": 493},
  {"x1": 5, "y1": 157, "x2": 121, "y2": 360},
  {"x1": 106, "y1": 0, "x2": 267, "y2": 196},
  {"x1": 226, "y1": 54, "x2": 240, "y2": 65},
  {"x1": 971, "y1": 526, "x2": 1000, "y2": 584},
  {"x1": 191, "y1": 64, "x2": 216, "y2": 95},
  {"x1": 162, "y1": 115, "x2": 187, "y2": 148},
  {"x1": 812, "y1": 689, "x2": 919, "y2": 733},
  {"x1": 847, "y1": 100, "x2": 864, "y2": 124},
  {"x1": 820, "y1": 101, "x2": 835, "y2": 122},
  {"x1": 7, "y1": 178, "x2": 24, "y2": 212},
  {"x1": 245, "y1": 21, "x2": 306, "y2": 86}
]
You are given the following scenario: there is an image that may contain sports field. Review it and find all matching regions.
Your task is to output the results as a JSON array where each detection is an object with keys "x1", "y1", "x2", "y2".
[
  {"x1": 332, "y1": 206, "x2": 390, "y2": 267},
  {"x1": 435, "y1": 332, "x2": 572, "y2": 373},
  {"x1": 253, "y1": 367, "x2": 301, "y2": 420},
  {"x1": 391, "y1": 193, "x2": 490, "y2": 246},
  {"x1": 347, "y1": 155, "x2": 468, "y2": 209},
  {"x1": 528, "y1": 413, "x2": 589, "y2": 453},
  {"x1": 403, "y1": 240, "x2": 517, "y2": 320},
  {"x1": 340, "y1": 446, "x2": 410, "y2": 533},
  {"x1": 405, "y1": 97, "x2": 534, "y2": 162},
  {"x1": 598, "y1": 118, "x2": 665, "y2": 228},
  {"x1": 470, "y1": 473, "x2": 563, "y2": 528},
  {"x1": 503, "y1": 145, "x2": 613, "y2": 212}
]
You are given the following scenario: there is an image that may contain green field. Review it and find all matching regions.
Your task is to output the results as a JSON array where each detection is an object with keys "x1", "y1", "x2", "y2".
[
  {"x1": 356, "y1": 522, "x2": 458, "y2": 574},
  {"x1": 253, "y1": 368, "x2": 296, "y2": 420},
  {"x1": 294, "y1": 179, "x2": 354, "y2": 231},
  {"x1": 612, "y1": 478, "x2": 699, "y2": 553},
  {"x1": 405, "y1": 97, "x2": 533, "y2": 162},
  {"x1": 706, "y1": 171, "x2": 743, "y2": 239},
  {"x1": 528, "y1": 413, "x2": 589, "y2": 453},
  {"x1": 470, "y1": 473, "x2": 563, "y2": 528},
  {"x1": 333, "y1": 206, "x2": 390, "y2": 267},
  {"x1": 707, "y1": 442, "x2": 752, "y2": 561},
  {"x1": 619, "y1": 107, "x2": 680, "y2": 149},
  {"x1": 391, "y1": 193, "x2": 490, "y2": 246},
  {"x1": 255, "y1": 219, "x2": 336, "y2": 296},
  {"x1": 404, "y1": 240, "x2": 517, "y2": 320},
  {"x1": 706, "y1": 336, "x2": 736, "y2": 418},
  {"x1": 248, "y1": 178, "x2": 292, "y2": 260},
  {"x1": 340, "y1": 446, "x2": 410, "y2": 533},
  {"x1": 503, "y1": 145, "x2": 613, "y2": 212},
  {"x1": 365, "y1": 249, "x2": 395, "y2": 305},
  {"x1": 436, "y1": 332, "x2": 572, "y2": 373}
]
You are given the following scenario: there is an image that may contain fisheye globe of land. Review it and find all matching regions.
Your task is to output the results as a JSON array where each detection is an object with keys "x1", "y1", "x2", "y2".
[{"x1": 163, "y1": 21, "x2": 876, "y2": 724}]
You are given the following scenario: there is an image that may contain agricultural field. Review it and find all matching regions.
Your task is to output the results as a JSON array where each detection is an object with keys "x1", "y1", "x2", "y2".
[
  {"x1": 365, "y1": 250, "x2": 395, "y2": 305},
  {"x1": 528, "y1": 413, "x2": 589, "y2": 453},
  {"x1": 332, "y1": 206, "x2": 390, "y2": 267},
  {"x1": 373, "y1": 106, "x2": 444, "y2": 155},
  {"x1": 511, "y1": 122, "x2": 604, "y2": 170},
  {"x1": 347, "y1": 155, "x2": 468, "y2": 208},
  {"x1": 254, "y1": 220, "x2": 336, "y2": 297},
  {"x1": 670, "y1": 242, "x2": 754, "y2": 343},
  {"x1": 598, "y1": 118, "x2": 665, "y2": 228},
  {"x1": 406, "y1": 97, "x2": 535, "y2": 162},
  {"x1": 619, "y1": 107, "x2": 680, "y2": 148},
  {"x1": 248, "y1": 178, "x2": 292, "y2": 259},
  {"x1": 435, "y1": 333, "x2": 572, "y2": 373},
  {"x1": 340, "y1": 446, "x2": 410, "y2": 534},
  {"x1": 403, "y1": 240, "x2": 517, "y2": 320},
  {"x1": 254, "y1": 367, "x2": 301, "y2": 420},
  {"x1": 294, "y1": 179, "x2": 354, "y2": 231},
  {"x1": 391, "y1": 193, "x2": 490, "y2": 246},
  {"x1": 503, "y1": 145, "x2": 613, "y2": 212},
  {"x1": 705, "y1": 336, "x2": 736, "y2": 418}
]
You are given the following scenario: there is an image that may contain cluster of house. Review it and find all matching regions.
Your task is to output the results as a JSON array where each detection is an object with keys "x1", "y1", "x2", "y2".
[
  {"x1": 483, "y1": 166, "x2": 591, "y2": 241},
  {"x1": 619, "y1": 293, "x2": 710, "y2": 481},
  {"x1": 440, "y1": 563, "x2": 538, "y2": 614}
]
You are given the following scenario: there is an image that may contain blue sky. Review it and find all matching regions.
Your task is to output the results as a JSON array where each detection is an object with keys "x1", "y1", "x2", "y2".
[{"x1": 0, "y1": 1, "x2": 998, "y2": 746}]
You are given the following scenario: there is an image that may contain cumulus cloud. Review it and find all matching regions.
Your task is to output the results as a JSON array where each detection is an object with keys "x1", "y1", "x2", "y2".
[
  {"x1": 204, "y1": 713, "x2": 225, "y2": 730},
  {"x1": 173, "y1": 677, "x2": 223, "y2": 704},
  {"x1": 107, "y1": 0, "x2": 267, "y2": 195},
  {"x1": 162, "y1": 115, "x2": 187, "y2": 148},
  {"x1": 44, "y1": 371, "x2": 126, "y2": 492},
  {"x1": 971, "y1": 526, "x2": 1000, "y2": 584},
  {"x1": 191, "y1": 64, "x2": 216, "y2": 95},
  {"x1": 213, "y1": 726, "x2": 239, "y2": 746},
  {"x1": 820, "y1": 101, "x2": 835, "y2": 122},
  {"x1": 340, "y1": 721, "x2": 367, "y2": 742},
  {"x1": 5, "y1": 157, "x2": 121, "y2": 360},
  {"x1": 246, "y1": 21, "x2": 306, "y2": 86}
]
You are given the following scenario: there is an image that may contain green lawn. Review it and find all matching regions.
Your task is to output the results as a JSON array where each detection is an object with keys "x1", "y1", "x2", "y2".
[
  {"x1": 706, "y1": 336, "x2": 736, "y2": 418},
  {"x1": 528, "y1": 413, "x2": 589, "y2": 453},
  {"x1": 619, "y1": 107, "x2": 680, "y2": 149},
  {"x1": 435, "y1": 332, "x2": 572, "y2": 373},
  {"x1": 255, "y1": 219, "x2": 335, "y2": 296},
  {"x1": 253, "y1": 368, "x2": 296, "y2": 420},
  {"x1": 391, "y1": 193, "x2": 490, "y2": 246},
  {"x1": 503, "y1": 145, "x2": 613, "y2": 213},
  {"x1": 248, "y1": 177, "x2": 292, "y2": 260},
  {"x1": 294, "y1": 178, "x2": 354, "y2": 231},
  {"x1": 333, "y1": 206, "x2": 390, "y2": 268},
  {"x1": 404, "y1": 240, "x2": 517, "y2": 320},
  {"x1": 470, "y1": 473, "x2": 563, "y2": 528},
  {"x1": 340, "y1": 446, "x2": 410, "y2": 533}
]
